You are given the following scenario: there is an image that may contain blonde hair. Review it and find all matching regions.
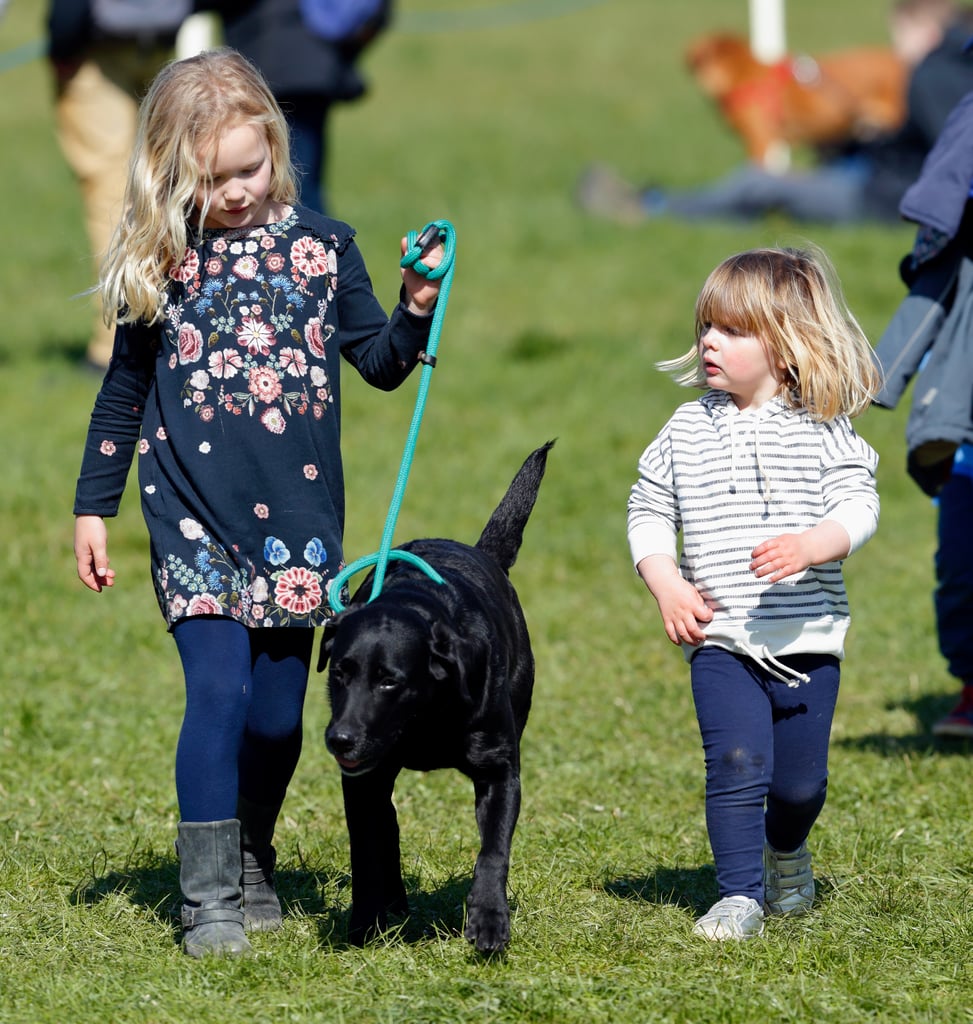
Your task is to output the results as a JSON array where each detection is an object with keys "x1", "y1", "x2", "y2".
[
  {"x1": 659, "y1": 246, "x2": 882, "y2": 420},
  {"x1": 100, "y1": 48, "x2": 298, "y2": 325}
]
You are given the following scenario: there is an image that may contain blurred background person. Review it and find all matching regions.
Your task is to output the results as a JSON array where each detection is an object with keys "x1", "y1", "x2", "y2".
[
  {"x1": 199, "y1": 0, "x2": 392, "y2": 215},
  {"x1": 577, "y1": 0, "x2": 973, "y2": 226},
  {"x1": 48, "y1": 0, "x2": 194, "y2": 371}
]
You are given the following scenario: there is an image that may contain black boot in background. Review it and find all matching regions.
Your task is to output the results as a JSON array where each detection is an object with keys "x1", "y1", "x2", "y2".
[{"x1": 237, "y1": 794, "x2": 284, "y2": 932}]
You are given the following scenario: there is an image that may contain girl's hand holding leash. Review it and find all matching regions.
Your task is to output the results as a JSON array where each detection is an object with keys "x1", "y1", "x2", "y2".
[
  {"x1": 75, "y1": 514, "x2": 116, "y2": 592},
  {"x1": 400, "y1": 234, "x2": 444, "y2": 314}
]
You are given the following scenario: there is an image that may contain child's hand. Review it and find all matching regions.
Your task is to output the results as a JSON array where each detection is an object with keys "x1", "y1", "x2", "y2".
[
  {"x1": 653, "y1": 577, "x2": 714, "y2": 646},
  {"x1": 751, "y1": 521, "x2": 852, "y2": 581},
  {"x1": 750, "y1": 534, "x2": 810, "y2": 581},
  {"x1": 636, "y1": 554, "x2": 713, "y2": 646},
  {"x1": 75, "y1": 515, "x2": 116, "y2": 592},
  {"x1": 400, "y1": 235, "x2": 443, "y2": 315}
]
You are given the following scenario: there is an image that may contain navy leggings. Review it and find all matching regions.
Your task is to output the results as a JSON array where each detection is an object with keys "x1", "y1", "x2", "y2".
[
  {"x1": 690, "y1": 647, "x2": 840, "y2": 902},
  {"x1": 172, "y1": 617, "x2": 313, "y2": 823},
  {"x1": 935, "y1": 469, "x2": 973, "y2": 683}
]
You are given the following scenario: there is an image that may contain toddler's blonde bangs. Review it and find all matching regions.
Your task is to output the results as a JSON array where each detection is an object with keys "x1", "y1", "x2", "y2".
[{"x1": 693, "y1": 254, "x2": 780, "y2": 344}]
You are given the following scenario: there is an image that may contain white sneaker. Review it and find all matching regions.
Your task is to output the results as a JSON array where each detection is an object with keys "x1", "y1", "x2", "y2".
[
  {"x1": 763, "y1": 842, "x2": 815, "y2": 916},
  {"x1": 692, "y1": 896, "x2": 764, "y2": 940}
]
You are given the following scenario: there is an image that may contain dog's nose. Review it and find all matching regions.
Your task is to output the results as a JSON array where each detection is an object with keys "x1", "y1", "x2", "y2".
[{"x1": 326, "y1": 727, "x2": 356, "y2": 755}]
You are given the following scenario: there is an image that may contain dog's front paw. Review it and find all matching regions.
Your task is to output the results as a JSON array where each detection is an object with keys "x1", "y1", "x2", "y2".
[
  {"x1": 347, "y1": 905, "x2": 386, "y2": 946},
  {"x1": 464, "y1": 903, "x2": 510, "y2": 955},
  {"x1": 347, "y1": 897, "x2": 410, "y2": 946},
  {"x1": 387, "y1": 890, "x2": 409, "y2": 919}
]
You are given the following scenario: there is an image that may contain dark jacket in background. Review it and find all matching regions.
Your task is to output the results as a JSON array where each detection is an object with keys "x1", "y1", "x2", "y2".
[
  {"x1": 900, "y1": 90, "x2": 973, "y2": 237},
  {"x1": 200, "y1": 0, "x2": 391, "y2": 102},
  {"x1": 48, "y1": 0, "x2": 190, "y2": 61}
]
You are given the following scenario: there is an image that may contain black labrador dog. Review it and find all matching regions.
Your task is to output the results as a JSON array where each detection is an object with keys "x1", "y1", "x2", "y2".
[{"x1": 318, "y1": 441, "x2": 553, "y2": 954}]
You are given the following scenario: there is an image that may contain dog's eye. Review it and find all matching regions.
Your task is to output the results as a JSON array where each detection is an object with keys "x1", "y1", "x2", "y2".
[
  {"x1": 376, "y1": 676, "x2": 398, "y2": 692},
  {"x1": 330, "y1": 661, "x2": 353, "y2": 687}
]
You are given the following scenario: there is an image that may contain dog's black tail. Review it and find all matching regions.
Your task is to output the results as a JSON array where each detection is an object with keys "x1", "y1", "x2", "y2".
[{"x1": 475, "y1": 440, "x2": 555, "y2": 573}]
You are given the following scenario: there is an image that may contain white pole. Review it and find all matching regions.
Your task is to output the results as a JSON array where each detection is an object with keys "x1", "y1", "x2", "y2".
[
  {"x1": 749, "y1": 0, "x2": 787, "y2": 63},
  {"x1": 749, "y1": 0, "x2": 790, "y2": 170},
  {"x1": 176, "y1": 13, "x2": 220, "y2": 60}
]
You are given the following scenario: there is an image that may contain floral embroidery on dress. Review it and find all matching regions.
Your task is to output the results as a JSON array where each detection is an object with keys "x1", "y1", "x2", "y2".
[
  {"x1": 156, "y1": 515, "x2": 331, "y2": 627},
  {"x1": 261, "y1": 534, "x2": 328, "y2": 621},
  {"x1": 157, "y1": 522, "x2": 254, "y2": 624},
  {"x1": 128, "y1": 216, "x2": 358, "y2": 631},
  {"x1": 164, "y1": 215, "x2": 338, "y2": 435}
]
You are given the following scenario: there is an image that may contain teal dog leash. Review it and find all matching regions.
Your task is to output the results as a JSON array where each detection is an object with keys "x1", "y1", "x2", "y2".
[{"x1": 328, "y1": 220, "x2": 456, "y2": 613}]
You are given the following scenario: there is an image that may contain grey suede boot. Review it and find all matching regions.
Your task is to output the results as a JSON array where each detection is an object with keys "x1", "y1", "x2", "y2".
[
  {"x1": 237, "y1": 795, "x2": 283, "y2": 932},
  {"x1": 176, "y1": 819, "x2": 252, "y2": 958}
]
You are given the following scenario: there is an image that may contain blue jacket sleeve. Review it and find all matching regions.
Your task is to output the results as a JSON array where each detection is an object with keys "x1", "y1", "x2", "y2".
[
  {"x1": 872, "y1": 246, "x2": 960, "y2": 409},
  {"x1": 899, "y1": 91, "x2": 973, "y2": 238}
]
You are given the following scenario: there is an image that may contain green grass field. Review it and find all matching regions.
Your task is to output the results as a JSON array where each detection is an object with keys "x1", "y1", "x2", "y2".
[{"x1": 2, "y1": 1, "x2": 972, "y2": 1021}]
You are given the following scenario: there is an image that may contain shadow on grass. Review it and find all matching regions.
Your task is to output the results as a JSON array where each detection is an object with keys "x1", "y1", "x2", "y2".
[
  {"x1": 603, "y1": 866, "x2": 839, "y2": 916},
  {"x1": 23, "y1": 327, "x2": 89, "y2": 368},
  {"x1": 834, "y1": 689, "x2": 973, "y2": 757},
  {"x1": 71, "y1": 851, "x2": 478, "y2": 951},
  {"x1": 71, "y1": 856, "x2": 338, "y2": 925},
  {"x1": 313, "y1": 874, "x2": 479, "y2": 951},
  {"x1": 604, "y1": 865, "x2": 717, "y2": 914},
  {"x1": 52, "y1": 338, "x2": 89, "y2": 367}
]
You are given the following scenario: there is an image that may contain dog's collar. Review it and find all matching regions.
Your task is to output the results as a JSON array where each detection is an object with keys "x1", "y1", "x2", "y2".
[{"x1": 720, "y1": 60, "x2": 793, "y2": 123}]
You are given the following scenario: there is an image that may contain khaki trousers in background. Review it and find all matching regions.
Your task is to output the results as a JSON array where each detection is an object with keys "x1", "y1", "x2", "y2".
[{"x1": 54, "y1": 41, "x2": 172, "y2": 368}]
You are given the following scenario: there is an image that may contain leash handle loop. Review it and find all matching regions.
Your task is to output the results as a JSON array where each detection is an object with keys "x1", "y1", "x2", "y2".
[{"x1": 400, "y1": 221, "x2": 457, "y2": 281}]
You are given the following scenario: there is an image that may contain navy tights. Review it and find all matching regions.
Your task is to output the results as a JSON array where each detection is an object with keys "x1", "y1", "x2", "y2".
[
  {"x1": 173, "y1": 617, "x2": 313, "y2": 822},
  {"x1": 935, "y1": 469, "x2": 973, "y2": 682},
  {"x1": 690, "y1": 647, "x2": 840, "y2": 902}
]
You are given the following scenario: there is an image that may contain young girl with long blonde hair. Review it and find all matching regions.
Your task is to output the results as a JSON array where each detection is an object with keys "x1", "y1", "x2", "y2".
[
  {"x1": 73, "y1": 48, "x2": 443, "y2": 957},
  {"x1": 627, "y1": 246, "x2": 881, "y2": 940}
]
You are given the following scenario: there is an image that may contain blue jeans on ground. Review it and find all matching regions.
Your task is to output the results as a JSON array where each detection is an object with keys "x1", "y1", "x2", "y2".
[
  {"x1": 655, "y1": 159, "x2": 871, "y2": 224},
  {"x1": 690, "y1": 646, "x2": 840, "y2": 902},
  {"x1": 173, "y1": 617, "x2": 313, "y2": 822},
  {"x1": 935, "y1": 459, "x2": 973, "y2": 683}
]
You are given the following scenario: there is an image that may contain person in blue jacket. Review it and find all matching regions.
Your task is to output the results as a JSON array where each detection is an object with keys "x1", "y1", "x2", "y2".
[
  {"x1": 873, "y1": 89, "x2": 973, "y2": 737},
  {"x1": 72, "y1": 48, "x2": 442, "y2": 956}
]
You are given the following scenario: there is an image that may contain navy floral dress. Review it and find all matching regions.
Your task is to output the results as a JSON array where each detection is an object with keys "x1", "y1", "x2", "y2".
[{"x1": 75, "y1": 206, "x2": 431, "y2": 630}]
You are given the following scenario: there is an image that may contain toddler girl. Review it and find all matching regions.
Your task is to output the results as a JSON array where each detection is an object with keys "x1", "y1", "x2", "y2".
[{"x1": 627, "y1": 246, "x2": 881, "y2": 939}]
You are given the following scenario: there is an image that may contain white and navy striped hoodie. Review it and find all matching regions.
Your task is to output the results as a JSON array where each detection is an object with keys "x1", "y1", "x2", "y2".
[{"x1": 627, "y1": 390, "x2": 879, "y2": 684}]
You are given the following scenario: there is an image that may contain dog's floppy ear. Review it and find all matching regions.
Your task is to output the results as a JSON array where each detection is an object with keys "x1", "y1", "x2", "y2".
[
  {"x1": 317, "y1": 613, "x2": 344, "y2": 672},
  {"x1": 429, "y1": 620, "x2": 479, "y2": 707}
]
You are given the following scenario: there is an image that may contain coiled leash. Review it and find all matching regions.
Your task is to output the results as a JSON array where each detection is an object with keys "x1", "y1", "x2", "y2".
[{"x1": 328, "y1": 220, "x2": 457, "y2": 614}]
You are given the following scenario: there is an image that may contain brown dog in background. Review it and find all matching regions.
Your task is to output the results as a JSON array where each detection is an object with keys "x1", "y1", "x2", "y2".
[{"x1": 686, "y1": 32, "x2": 907, "y2": 167}]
